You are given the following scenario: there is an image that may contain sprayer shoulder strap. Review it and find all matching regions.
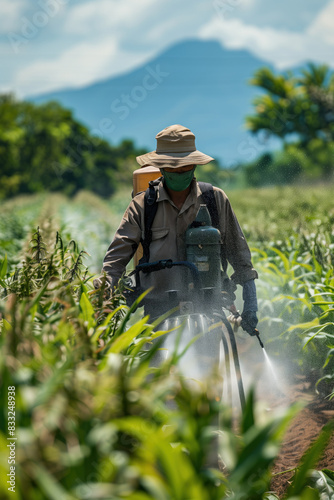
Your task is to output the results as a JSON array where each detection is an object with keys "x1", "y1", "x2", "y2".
[{"x1": 140, "y1": 179, "x2": 160, "y2": 264}]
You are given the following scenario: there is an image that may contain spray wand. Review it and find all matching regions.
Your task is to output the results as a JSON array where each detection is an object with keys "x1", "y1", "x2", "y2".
[
  {"x1": 254, "y1": 329, "x2": 264, "y2": 349},
  {"x1": 226, "y1": 303, "x2": 264, "y2": 349}
]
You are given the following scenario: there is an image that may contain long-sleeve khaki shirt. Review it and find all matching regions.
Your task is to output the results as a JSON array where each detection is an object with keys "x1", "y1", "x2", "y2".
[{"x1": 99, "y1": 179, "x2": 257, "y2": 298}]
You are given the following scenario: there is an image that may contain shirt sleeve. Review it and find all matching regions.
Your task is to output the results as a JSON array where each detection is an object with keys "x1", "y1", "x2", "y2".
[
  {"x1": 100, "y1": 196, "x2": 143, "y2": 289},
  {"x1": 215, "y1": 188, "x2": 258, "y2": 285}
]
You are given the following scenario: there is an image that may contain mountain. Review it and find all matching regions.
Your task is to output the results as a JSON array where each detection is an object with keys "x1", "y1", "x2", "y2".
[{"x1": 30, "y1": 39, "x2": 281, "y2": 165}]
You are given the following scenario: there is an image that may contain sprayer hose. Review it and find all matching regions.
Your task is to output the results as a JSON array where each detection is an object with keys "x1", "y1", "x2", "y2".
[{"x1": 214, "y1": 312, "x2": 246, "y2": 411}]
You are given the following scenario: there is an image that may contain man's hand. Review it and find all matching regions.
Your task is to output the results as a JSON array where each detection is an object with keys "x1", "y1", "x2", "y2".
[{"x1": 241, "y1": 310, "x2": 258, "y2": 336}]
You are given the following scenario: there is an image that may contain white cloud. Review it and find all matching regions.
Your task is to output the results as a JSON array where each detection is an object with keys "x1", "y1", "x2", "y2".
[
  {"x1": 16, "y1": 39, "x2": 120, "y2": 95},
  {"x1": 0, "y1": 0, "x2": 25, "y2": 33},
  {"x1": 308, "y1": 0, "x2": 334, "y2": 44},
  {"x1": 12, "y1": 0, "x2": 213, "y2": 96},
  {"x1": 64, "y1": 0, "x2": 156, "y2": 35},
  {"x1": 198, "y1": 2, "x2": 334, "y2": 70},
  {"x1": 14, "y1": 29, "x2": 164, "y2": 96},
  {"x1": 3, "y1": 0, "x2": 334, "y2": 97}
]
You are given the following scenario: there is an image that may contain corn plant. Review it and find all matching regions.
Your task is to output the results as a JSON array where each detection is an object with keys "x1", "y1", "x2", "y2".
[
  {"x1": 1, "y1": 283, "x2": 332, "y2": 500},
  {"x1": 1, "y1": 185, "x2": 334, "y2": 498}
]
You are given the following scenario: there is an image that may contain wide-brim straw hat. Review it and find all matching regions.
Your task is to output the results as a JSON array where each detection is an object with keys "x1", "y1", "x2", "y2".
[{"x1": 136, "y1": 124, "x2": 214, "y2": 169}]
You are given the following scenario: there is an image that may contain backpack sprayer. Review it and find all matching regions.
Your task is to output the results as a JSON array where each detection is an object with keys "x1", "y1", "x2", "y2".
[{"x1": 126, "y1": 166, "x2": 264, "y2": 410}]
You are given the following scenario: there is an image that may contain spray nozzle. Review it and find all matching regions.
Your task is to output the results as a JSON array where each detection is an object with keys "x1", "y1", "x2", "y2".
[{"x1": 254, "y1": 329, "x2": 264, "y2": 349}]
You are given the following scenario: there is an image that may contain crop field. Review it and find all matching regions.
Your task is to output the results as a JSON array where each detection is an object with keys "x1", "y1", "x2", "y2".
[{"x1": 0, "y1": 184, "x2": 334, "y2": 499}]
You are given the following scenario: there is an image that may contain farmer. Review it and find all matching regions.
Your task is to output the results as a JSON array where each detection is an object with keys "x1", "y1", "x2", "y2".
[{"x1": 94, "y1": 124, "x2": 258, "y2": 334}]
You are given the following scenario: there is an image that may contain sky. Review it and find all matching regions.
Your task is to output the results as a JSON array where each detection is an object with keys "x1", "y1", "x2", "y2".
[{"x1": 1, "y1": 0, "x2": 334, "y2": 98}]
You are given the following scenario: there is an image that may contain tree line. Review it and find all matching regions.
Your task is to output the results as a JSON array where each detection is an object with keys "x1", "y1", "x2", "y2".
[
  {"x1": 0, "y1": 94, "x2": 228, "y2": 199},
  {"x1": 1, "y1": 62, "x2": 333, "y2": 199},
  {"x1": 0, "y1": 94, "x2": 147, "y2": 200}
]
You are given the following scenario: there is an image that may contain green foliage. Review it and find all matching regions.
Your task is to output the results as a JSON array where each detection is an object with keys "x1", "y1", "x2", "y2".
[
  {"x1": 227, "y1": 184, "x2": 334, "y2": 244},
  {"x1": 244, "y1": 141, "x2": 334, "y2": 187},
  {"x1": 246, "y1": 64, "x2": 334, "y2": 144},
  {"x1": 244, "y1": 151, "x2": 303, "y2": 187},
  {"x1": 227, "y1": 184, "x2": 334, "y2": 397},
  {"x1": 0, "y1": 94, "x2": 146, "y2": 200},
  {"x1": 0, "y1": 194, "x2": 44, "y2": 269},
  {"x1": 56, "y1": 190, "x2": 130, "y2": 273},
  {"x1": 245, "y1": 63, "x2": 334, "y2": 185},
  {"x1": 196, "y1": 161, "x2": 236, "y2": 189},
  {"x1": 1, "y1": 186, "x2": 334, "y2": 498},
  {"x1": 0, "y1": 227, "x2": 271, "y2": 498}
]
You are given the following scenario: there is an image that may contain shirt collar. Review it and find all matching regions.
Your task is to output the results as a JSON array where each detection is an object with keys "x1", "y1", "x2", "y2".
[{"x1": 157, "y1": 178, "x2": 199, "y2": 212}]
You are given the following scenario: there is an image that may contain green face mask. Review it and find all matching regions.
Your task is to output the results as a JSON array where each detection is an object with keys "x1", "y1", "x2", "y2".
[{"x1": 161, "y1": 168, "x2": 195, "y2": 192}]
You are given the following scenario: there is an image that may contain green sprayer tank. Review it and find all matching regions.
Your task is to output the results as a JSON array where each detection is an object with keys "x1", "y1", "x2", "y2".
[{"x1": 186, "y1": 204, "x2": 222, "y2": 309}]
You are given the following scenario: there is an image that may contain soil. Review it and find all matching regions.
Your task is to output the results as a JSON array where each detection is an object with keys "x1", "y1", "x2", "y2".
[{"x1": 269, "y1": 375, "x2": 334, "y2": 498}]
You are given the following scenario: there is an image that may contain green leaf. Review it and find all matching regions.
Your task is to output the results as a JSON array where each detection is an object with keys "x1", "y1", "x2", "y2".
[
  {"x1": 30, "y1": 463, "x2": 76, "y2": 500},
  {"x1": 295, "y1": 488, "x2": 322, "y2": 499},
  {"x1": 91, "y1": 304, "x2": 127, "y2": 343},
  {"x1": 116, "y1": 287, "x2": 152, "y2": 335},
  {"x1": 271, "y1": 246, "x2": 291, "y2": 272},
  {"x1": 0, "y1": 254, "x2": 7, "y2": 279},
  {"x1": 27, "y1": 282, "x2": 49, "y2": 312},
  {"x1": 228, "y1": 403, "x2": 301, "y2": 488},
  {"x1": 287, "y1": 317, "x2": 320, "y2": 332},
  {"x1": 79, "y1": 291, "x2": 96, "y2": 330},
  {"x1": 34, "y1": 357, "x2": 73, "y2": 407},
  {"x1": 303, "y1": 324, "x2": 334, "y2": 347},
  {"x1": 306, "y1": 470, "x2": 334, "y2": 499},
  {"x1": 1, "y1": 318, "x2": 12, "y2": 331},
  {"x1": 107, "y1": 315, "x2": 150, "y2": 354},
  {"x1": 312, "y1": 301, "x2": 334, "y2": 306},
  {"x1": 312, "y1": 251, "x2": 323, "y2": 277},
  {"x1": 322, "y1": 469, "x2": 334, "y2": 482},
  {"x1": 113, "y1": 417, "x2": 207, "y2": 500},
  {"x1": 241, "y1": 387, "x2": 255, "y2": 434}
]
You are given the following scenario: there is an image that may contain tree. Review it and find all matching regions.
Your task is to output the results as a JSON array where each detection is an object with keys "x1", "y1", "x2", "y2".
[
  {"x1": 244, "y1": 151, "x2": 303, "y2": 187},
  {"x1": 246, "y1": 64, "x2": 334, "y2": 144},
  {"x1": 245, "y1": 64, "x2": 334, "y2": 179},
  {"x1": 0, "y1": 94, "x2": 146, "y2": 199}
]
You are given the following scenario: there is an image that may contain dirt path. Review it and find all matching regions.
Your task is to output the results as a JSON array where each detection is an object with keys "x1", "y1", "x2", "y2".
[{"x1": 269, "y1": 377, "x2": 334, "y2": 497}]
